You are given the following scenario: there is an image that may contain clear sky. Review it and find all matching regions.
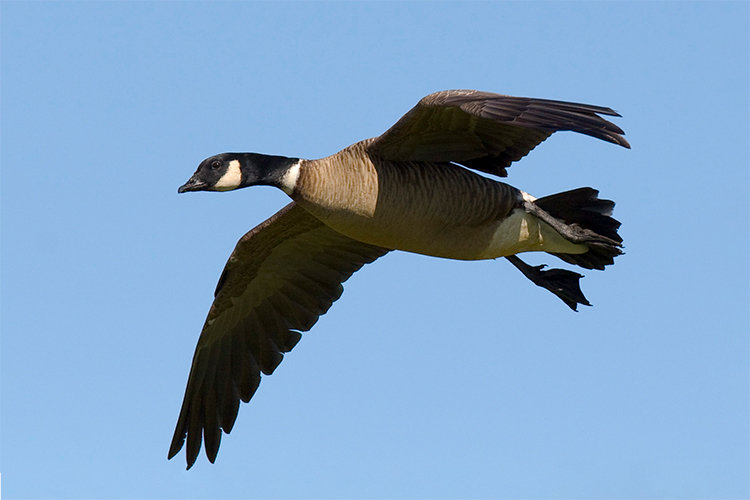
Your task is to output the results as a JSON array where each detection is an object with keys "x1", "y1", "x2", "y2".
[{"x1": 1, "y1": 2, "x2": 748, "y2": 499}]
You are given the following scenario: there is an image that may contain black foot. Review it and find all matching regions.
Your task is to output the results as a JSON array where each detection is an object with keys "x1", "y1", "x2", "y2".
[{"x1": 505, "y1": 255, "x2": 591, "y2": 311}]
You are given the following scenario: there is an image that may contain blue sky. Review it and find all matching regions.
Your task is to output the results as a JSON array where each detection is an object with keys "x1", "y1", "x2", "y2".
[{"x1": 1, "y1": 2, "x2": 748, "y2": 499}]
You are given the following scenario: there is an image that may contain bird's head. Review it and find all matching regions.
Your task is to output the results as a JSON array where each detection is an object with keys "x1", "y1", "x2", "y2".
[{"x1": 178, "y1": 153, "x2": 300, "y2": 194}]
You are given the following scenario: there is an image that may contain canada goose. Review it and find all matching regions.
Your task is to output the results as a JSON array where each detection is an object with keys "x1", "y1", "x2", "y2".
[{"x1": 170, "y1": 89, "x2": 628, "y2": 469}]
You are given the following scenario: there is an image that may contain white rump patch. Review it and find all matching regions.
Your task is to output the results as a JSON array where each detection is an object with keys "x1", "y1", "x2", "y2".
[
  {"x1": 279, "y1": 160, "x2": 301, "y2": 196},
  {"x1": 214, "y1": 159, "x2": 242, "y2": 190}
]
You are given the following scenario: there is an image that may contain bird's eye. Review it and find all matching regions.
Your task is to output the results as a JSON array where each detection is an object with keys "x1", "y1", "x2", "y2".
[{"x1": 210, "y1": 160, "x2": 222, "y2": 170}]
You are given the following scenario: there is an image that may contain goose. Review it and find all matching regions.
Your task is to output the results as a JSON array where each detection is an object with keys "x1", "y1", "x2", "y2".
[{"x1": 170, "y1": 89, "x2": 629, "y2": 469}]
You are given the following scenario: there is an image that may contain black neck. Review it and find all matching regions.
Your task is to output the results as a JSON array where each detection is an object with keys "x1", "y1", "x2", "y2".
[{"x1": 238, "y1": 153, "x2": 300, "y2": 188}]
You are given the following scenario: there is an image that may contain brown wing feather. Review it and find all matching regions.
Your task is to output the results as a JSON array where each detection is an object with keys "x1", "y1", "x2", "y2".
[
  {"x1": 168, "y1": 202, "x2": 389, "y2": 469},
  {"x1": 369, "y1": 89, "x2": 630, "y2": 177}
]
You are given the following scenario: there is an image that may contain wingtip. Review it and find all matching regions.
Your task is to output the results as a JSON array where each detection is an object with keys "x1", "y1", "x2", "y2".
[
  {"x1": 167, "y1": 436, "x2": 184, "y2": 461},
  {"x1": 185, "y1": 450, "x2": 199, "y2": 470},
  {"x1": 603, "y1": 107, "x2": 630, "y2": 149},
  {"x1": 167, "y1": 438, "x2": 197, "y2": 470},
  {"x1": 168, "y1": 421, "x2": 201, "y2": 469},
  {"x1": 603, "y1": 107, "x2": 622, "y2": 118},
  {"x1": 168, "y1": 439, "x2": 198, "y2": 470}
]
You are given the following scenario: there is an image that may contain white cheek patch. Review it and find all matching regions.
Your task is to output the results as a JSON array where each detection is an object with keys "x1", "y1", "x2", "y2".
[
  {"x1": 279, "y1": 160, "x2": 301, "y2": 196},
  {"x1": 214, "y1": 159, "x2": 243, "y2": 190}
]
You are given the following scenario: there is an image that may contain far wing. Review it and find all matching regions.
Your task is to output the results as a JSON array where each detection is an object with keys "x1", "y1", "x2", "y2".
[
  {"x1": 168, "y1": 202, "x2": 389, "y2": 469},
  {"x1": 369, "y1": 89, "x2": 629, "y2": 177}
]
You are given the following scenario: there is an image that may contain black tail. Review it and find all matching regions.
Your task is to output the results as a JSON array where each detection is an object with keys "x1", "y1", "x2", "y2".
[{"x1": 533, "y1": 188, "x2": 623, "y2": 270}]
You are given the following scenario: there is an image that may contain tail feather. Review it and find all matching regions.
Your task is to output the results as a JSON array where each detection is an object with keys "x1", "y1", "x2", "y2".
[{"x1": 534, "y1": 188, "x2": 623, "y2": 270}]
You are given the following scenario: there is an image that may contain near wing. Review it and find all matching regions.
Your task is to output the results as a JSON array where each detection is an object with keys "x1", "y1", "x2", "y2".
[
  {"x1": 369, "y1": 89, "x2": 630, "y2": 177},
  {"x1": 168, "y1": 202, "x2": 389, "y2": 469}
]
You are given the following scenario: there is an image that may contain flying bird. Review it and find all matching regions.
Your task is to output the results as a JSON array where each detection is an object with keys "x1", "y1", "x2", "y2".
[{"x1": 170, "y1": 89, "x2": 629, "y2": 469}]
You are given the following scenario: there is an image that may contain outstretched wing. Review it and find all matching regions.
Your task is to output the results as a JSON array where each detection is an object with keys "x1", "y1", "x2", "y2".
[
  {"x1": 168, "y1": 202, "x2": 389, "y2": 469},
  {"x1": 369, "y1": 89, "x2": 629, "y2": 177}
]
